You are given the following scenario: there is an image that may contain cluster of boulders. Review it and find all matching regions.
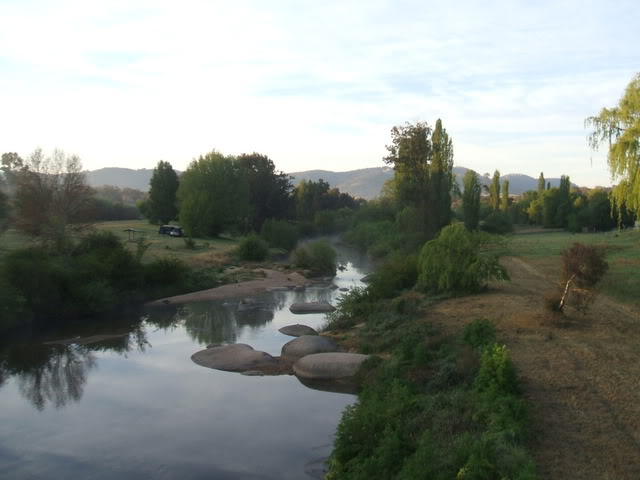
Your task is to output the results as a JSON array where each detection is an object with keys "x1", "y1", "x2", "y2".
[{"x1": 191, "y1": 301, "x2": 369, "y2": 384}]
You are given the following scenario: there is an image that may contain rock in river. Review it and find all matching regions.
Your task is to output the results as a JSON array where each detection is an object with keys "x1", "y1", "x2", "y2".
[
  {"x1": 191, "y1": 344, "x2": 279, "y2": 372},
  {"x1": 293, "y1": 352, "x2": 370, "y2": 380},
  {"x1": 278, "y1": 324, "x2": 318, "y2": 337},
  {"x1": 281, "y1": 335, "x2": 339, "y2": 360},
  {"x1": 289, "y1": 301, "x2": 336, "y2": 314}
]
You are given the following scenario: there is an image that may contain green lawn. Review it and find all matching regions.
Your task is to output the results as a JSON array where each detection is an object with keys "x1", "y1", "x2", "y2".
[
  {"x1": 0, "y1": 220, "x2": 240, "y2": 267},
  {"x1": 508, "y1": 229, "x2": 640, "y2": 307}
]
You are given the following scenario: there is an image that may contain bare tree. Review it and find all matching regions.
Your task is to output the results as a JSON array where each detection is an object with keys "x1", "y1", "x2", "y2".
[{"x1": 14, "y1": 148, "x2": 94, "y2": 246}]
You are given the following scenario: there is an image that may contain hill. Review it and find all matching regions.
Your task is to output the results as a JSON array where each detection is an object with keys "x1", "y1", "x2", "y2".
[
  {"x1": 85, "y1": 166, "x2": 573, "y2": 199},
  {"x1": 85, "y1": 168, "x2": 158, "y2": 191}
]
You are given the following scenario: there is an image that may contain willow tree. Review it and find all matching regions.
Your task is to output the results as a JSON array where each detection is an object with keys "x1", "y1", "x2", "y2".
[
  {"x1": 383, "y1": 119, "x2": 454, "y2": 239},
  {"x1": 586, "y1": 73, "x2": 640, "y2": 218}
]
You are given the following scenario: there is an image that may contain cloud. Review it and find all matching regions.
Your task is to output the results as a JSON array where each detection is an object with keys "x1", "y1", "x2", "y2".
[{"x1": 0, "y1": 0, "x2": 638, "y2": 186}]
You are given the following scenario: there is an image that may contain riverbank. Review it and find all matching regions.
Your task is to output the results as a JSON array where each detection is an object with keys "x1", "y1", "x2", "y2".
[{"x1": 146, "y1": 268, "x2": 309, "y2": 306}]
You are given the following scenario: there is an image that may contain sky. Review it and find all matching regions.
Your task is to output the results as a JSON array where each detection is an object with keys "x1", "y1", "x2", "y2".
[{"x1": 0, "y1": 0, "x2": 638, "y2": 187}]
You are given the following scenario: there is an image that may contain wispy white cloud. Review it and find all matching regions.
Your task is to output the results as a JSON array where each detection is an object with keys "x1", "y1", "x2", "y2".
[{"x1": 0, "y1": 0, "x2": 638, "y2": 186}]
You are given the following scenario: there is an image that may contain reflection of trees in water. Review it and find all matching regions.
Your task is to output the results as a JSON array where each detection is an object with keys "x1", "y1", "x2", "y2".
[
  {"x1": 5, "y1": 344, "x2": 97, "y2": 411},
  {"x1": 0, "y1": 320, "x2": 150, "y2": 411},
  {"x1": 181, "y1": 301, "x2": 275, "y2": 345},
  {"x1": 143, "y1": 305, "x2": 184, "y2": 331}
]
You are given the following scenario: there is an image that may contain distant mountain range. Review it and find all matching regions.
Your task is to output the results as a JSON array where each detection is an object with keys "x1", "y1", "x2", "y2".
[
  {"x1": 289, "y1": 167, "x2": 572, "y2": 199},
  {"x1": 86, "y1": 166, "x2": 573, "y2": 199}
]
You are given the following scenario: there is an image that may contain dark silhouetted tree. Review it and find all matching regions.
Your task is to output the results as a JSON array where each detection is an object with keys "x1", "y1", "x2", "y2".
[
  {"x1": 237, "y1": 153, "x2": 293, "y2": 231},
  {"x1": 148, "y1": 160, "x2": 179, "y2": 224}
]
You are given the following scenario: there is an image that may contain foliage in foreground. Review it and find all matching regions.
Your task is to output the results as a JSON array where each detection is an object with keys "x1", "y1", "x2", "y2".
[
  {"x1": 418, "y1": 223, "x2": 509, "y2": 294},
  {"x1": 327, "y1": 317, "x2": 536, "y2": 480}
]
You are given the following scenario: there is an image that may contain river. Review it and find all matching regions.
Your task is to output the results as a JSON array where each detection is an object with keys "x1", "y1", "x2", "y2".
[{"x1": 0, "y1": 244, "x2": 372, "y2": 479}]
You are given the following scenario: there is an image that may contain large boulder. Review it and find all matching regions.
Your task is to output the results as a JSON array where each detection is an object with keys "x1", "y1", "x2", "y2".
[
  {"x1": 278, "y1": 324, "x2": 318, "y2": 337},
  {"x1": 293, "y1": 352, "x2": 370, "y2": 380},
  {"x1": 191, "y1": 344, "x2": 278, "y2": 372},
  {"x1": 281, "y1": 335, "x2": 339, "y2": 360},
  {"x1": 289, "y1": 301, "x2": 336, "y2": 314}
]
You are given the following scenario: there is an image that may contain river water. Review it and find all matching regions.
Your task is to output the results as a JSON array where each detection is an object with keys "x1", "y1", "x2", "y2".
[{"x1": 0, "y1": 244, "x2": 371, "y2": 479}]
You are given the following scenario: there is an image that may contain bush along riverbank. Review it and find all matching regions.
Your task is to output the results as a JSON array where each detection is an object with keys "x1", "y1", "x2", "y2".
[{"x1": 324, "y1": 290, "x2": 538, "y2": 479}]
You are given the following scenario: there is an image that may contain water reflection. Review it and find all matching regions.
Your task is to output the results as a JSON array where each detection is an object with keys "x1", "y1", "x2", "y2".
[
  {"x1": 14, "y1": 345, "x2": 96, "y2": 411},
  {"x1": 0, "y1": 322, "x2": 149, "y2": 410}
]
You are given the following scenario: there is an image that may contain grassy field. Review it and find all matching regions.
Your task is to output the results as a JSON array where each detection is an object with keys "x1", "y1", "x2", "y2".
[
  {"x1": 508, "y1": 228, "x2": 640, "y2": 307},
  {"x1": 0, "y1": 220, "x2": 240, "y2": 267}
]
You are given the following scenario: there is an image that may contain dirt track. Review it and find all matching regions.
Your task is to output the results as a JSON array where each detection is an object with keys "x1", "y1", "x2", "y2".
[{"x1": 430, "y1": 257, "x2": 640, "y2": 480}]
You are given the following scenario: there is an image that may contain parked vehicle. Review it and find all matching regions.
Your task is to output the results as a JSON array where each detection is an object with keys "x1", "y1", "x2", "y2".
[{"x1": 159, "y1": 225, "x2": 183, "y2": 237}]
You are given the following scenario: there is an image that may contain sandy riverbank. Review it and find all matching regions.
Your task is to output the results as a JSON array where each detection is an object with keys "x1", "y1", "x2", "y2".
[{"x1": 146, "y1": 269, "x2": 309, "y2": 306}]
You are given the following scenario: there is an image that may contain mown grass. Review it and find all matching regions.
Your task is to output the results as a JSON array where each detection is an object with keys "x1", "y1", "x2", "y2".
[
  {"x1": 508, "y1": 229, "x2": 640, "y2": 307},
  {"x1": 0, "y1": 220, "x2": 240, "y2": 267}
]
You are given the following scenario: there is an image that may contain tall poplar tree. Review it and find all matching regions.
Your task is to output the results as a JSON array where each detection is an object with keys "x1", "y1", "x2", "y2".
[
  {"x1": 501, "y1": 180, "x2": 510, "y2": 213},
  {"x1": 489, "y1": 170, "x2": 501, "y2": 210},
  {"x1": 462, "y1": 170, "x2": 481, "y2": 230},
  {"x1": 383, "y1": 119, "x2": 454, "y2": 239},
  {"x1": 537, "y1": 172, "x2": 545, "y2": 196}
]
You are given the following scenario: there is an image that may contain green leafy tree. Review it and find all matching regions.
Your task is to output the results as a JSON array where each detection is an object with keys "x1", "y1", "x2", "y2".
[
  {"x1": 417, "y1": 223, "x2": 508, "y2": 294},
  {"x1": 294, "y1": 179, "x2": 330, "y2": 221},
  {"x1": 501, "y1": 179, "x2": 510, "y2": 213},
  {"x1": 177, "y1": 151, "x2": 249, "y2": 237},
  {"x1": 462, "y1": 170, "x2": 481, "y2": 230},
  {"x1": 586, "y1": 73, "x2": 640, "y2": 218},
  {"x1": 148, "y1": 160, "x2": 179, "y2": 224},
  {"x1": 237, "y1": 153, "x2": 293, "y2": 231},
  {"x1": 587, "y1": 189, "x2": 616, "y2": 231},
  {"x1": 489, "y1": 170, "x2": 501, "y2": 211},
  {"x1": 537, "y1": 172, "x2": 545, "y2": 196},
  {"x1": 383, "y1": 119, "x2": 454, "y2": 238}
]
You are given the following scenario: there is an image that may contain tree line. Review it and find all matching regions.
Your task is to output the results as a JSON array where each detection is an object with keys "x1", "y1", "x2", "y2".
[{"x1": 140, "y1": 151, "x2": 360, "y2": 237}]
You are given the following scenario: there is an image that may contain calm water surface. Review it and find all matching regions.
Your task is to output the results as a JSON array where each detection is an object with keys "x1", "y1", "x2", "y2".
[{"x1": 0, "y1": 244, "x2": 371, "y2": 479}]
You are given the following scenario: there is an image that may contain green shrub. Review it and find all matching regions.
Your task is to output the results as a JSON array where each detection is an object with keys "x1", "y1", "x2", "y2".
[
  {"x1": 417, "y1": 223, "x2": 509, "y2": 294},
  {"x1": 474, "y1": 344, "x2": 520, "y2": 396},
  {"x1": 144, "y1": 256, "x2": 188, "y2": 286},
  {"x1": 369, "y1": 254, "x2": 418, "y2": 299},
  {"x1": 481, "y1": 211, "x2": 513, "y2": 234},
  {"x1": 463, "y1": 318, "x2": 497, "y2": 351},
  {"x1": 324, "y1": 287, "x2": 375, "y2": 331},
  {"x1": 260, "y1": 219, "x2": 299, "y2": 251},
  {"x1": 292, "y1": 240, "x2": 337, "y2": 276},
  {"x1": 183, "y1": 236, "x2": 196, "y2": 250},
  {"x1": 237, "y1": 235, "x2": 269, "y2": 261}
]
